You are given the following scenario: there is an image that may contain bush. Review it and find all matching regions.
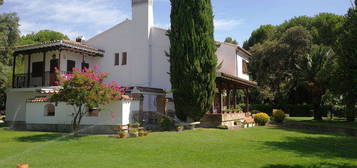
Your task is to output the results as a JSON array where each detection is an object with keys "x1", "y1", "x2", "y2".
[
  {"x1": 282, "y1": 104, "x2": 313, "y2": 117},
  {"x1": 272, "y1": 109, "x2": 285, "y2": 123},
  {"x1": 254, "y1": 113, "x2": 270, "y2": 126},
  {"x1": 250, "y1": 110, "x2": 261, "y2": 114},
  {"x1": 159, "y1": 116, "x2": 174, "y2": 131},
  {"x1": 251, "y1": 104, "x2": 273, "y2": 115}
]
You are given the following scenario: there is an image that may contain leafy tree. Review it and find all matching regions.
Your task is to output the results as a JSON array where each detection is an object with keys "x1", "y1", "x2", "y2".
[
  {"x1": 0, "y1": 1, "x2": 19, "y2": 110},
  {"x1": 17, "y1": 30, "x2": 69, "y2": 45},
  {"x1": 50, "y1": 67, "x2": 125, "y2": 132},
  {"x1": 169, "y1": 0, "x2": 217, "y2": 121},
  {"x1": 250, "y1": 26, "x2": 312, "y2": 106},
  {"x1": 243, "y1": 25, "x2": 275, "y2": 50},
  {"x1": 244, "y1": 14, "x2": 344, "y2": 50},
  {"x1": 334, "y1": 1, "x2": 357, "y2": 122},
  {"x1": 224, "y1": 37, "x2": 238, "y2": 45},
  {"x1": 299, "y1": 45, "x2": 336, "y2": 120}
]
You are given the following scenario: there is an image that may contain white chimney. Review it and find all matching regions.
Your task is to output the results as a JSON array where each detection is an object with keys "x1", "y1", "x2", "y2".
[{"x1": 132, "y1": 0, "x2": 153, "y2": 38}]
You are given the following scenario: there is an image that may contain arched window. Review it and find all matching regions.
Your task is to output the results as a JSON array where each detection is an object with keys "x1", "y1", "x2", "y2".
[{"x1": 44, "y1": 104, "x2": 55, "y2": 116}]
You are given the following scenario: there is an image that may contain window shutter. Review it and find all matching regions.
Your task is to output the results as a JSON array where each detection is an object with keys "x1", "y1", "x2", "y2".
[
  {"x1": 122, "y1": 52, "x2": 127, "y2": 65},
  {"x1": 115, "y1": 53, "x2": 120, "y2": 66}
]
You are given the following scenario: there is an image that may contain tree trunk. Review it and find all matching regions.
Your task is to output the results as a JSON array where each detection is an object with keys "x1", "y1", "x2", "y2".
[
  {"x1": 72, "y1": 105, "x2": 82, "y2": 135},
  {"x1": 345, "y1": 99, "x2": 356, "y2": 122},
  {"x1": 313, "y1": 96, "x2": 323, "y2": 121}
]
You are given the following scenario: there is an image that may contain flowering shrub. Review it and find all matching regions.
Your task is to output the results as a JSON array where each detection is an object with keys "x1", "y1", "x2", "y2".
[
  {"x1": 272, "y1": 109, "x2": 286, "y2": 123},
  {"x1": 50, "y1": 66, "x2": 125, "y2": 132},
  {"x1": 254, "y1": 113, "x2": 270, "y2": 126}
]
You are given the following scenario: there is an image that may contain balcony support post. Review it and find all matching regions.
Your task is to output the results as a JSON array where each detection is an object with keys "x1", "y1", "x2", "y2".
[
  {"x1": 58, "y1": 49, "x2": 62, "y2": 72},
  {"x1": 42, "y1": 51, "x2": 47, "y2": 86},
  {"x1": 27, "y1": 54, "x2": 31, "y2": 88},
  {"x1": 12, "y1": 53, "x2": 17, "y2": 88}
]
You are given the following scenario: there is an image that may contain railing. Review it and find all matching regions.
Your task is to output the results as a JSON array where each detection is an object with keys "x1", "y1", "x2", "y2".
[{"x1": 13, "y1": 71, "x2": 68, "y2": 88}]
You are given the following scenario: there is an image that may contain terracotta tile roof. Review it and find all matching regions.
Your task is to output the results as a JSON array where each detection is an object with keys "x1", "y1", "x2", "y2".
[
  {"x1": 26, "y1": 97, "x2": 49, "y2": 103},
  {"x1": 15, "y1": 40, "x2": 104, "y2": 56}
]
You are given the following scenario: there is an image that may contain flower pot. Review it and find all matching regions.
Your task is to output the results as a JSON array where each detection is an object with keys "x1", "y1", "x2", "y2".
[
  {"x1": 118, "y1": 133, "x2": 127, "y2": 139},
  {"x1": 176, "y1": 126, "x2": 184, "y2": 132},
  {"x1": 139, "y1": 132, "x2": 144, "y2": 136},
  {"x1": 17, "y1": 164, "x2": 29, "y2": 168}
]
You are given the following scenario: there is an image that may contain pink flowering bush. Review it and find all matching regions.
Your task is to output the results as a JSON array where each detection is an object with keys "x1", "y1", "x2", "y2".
[{"x1": 50, "y1": 66, "x2": 125, "y2": 133}]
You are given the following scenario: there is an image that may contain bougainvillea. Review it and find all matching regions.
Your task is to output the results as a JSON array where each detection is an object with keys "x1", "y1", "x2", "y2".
[{"x1": 50, "y1": 66, "x2": 125, "y2": 133}]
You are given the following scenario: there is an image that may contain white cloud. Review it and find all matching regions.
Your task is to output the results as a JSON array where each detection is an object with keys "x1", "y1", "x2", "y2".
[{"x1": 214, "y1": 19, "x2": 243, "y2": 30}]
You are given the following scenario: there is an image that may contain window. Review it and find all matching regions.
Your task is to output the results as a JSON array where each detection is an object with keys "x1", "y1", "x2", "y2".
[
  {"x1": 122, "y1": 52, "x2": 127, "y2": 65},
  {"x1": 44, "y1": 104, "x2": 55, "y2": 116},
  {"x1": 67, "y1": 60, "x2": 76, "y2": 73},
  {"x1": 32, "y1": 62, "x2": 44, "y2": 77},
  {"x1": 114, "y1": 53, "x2": 119, "y2": 66},
  {"x1": 242, "y1": 60, "x2": 249, "y2": 75},
  {"x1": 87, "y1": 108, "x2": 99, "y2": 117}
]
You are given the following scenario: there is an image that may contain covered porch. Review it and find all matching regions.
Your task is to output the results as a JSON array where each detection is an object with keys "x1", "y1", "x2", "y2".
[
  {"x1": 12, "y1": 40, "x2": 104, "y2": 88},
  {"x1": 201, "y1": 72, "x2": 257, "y2": 128}
]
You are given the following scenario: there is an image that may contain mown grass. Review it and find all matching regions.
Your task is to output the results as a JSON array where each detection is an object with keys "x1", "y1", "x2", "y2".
[
  {"x1": 286, "y1": 117, "x2": 357, "y2": 129},
  {"x1": 0, "y1": 126, "x2": 356, "y2": 168}
]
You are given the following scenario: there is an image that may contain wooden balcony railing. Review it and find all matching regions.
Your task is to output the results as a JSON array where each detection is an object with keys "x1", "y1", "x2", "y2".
[{"x1": 13, "y1": 71, "x2": 68, "y2": 88}]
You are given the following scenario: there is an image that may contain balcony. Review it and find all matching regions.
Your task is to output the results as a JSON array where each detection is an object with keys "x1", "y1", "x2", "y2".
[{"x1": 13, "y1": 71, "x2": 67, "y2": 88}]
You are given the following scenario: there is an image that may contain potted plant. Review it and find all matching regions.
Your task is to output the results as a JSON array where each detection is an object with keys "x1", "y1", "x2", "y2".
[
  {"x1": 128, "y1": 122, "x2": 140, "y2": 129},
  {"x1": 118, "y1": 130, "x2": 127, "y2": 139},
  {"x1": 176, "y1": 125, "x2": 184, "y2": 132},
  {"x1": 129, "y1": 128, "x2": 139, "y2": 137},
  {"x1": 138, "y1": 129, "x2": 146, "y2": 136}
]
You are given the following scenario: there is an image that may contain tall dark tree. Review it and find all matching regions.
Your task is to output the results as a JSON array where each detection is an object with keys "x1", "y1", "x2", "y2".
[
  {"x1": 224, "y1": 37, "x2": 238, "y2": 45},
  {"x1": 335, "y1": 1, "x2": 357, "y2": 122},
  {"x1": 243, "y1": 25, "x2": 275, "y2": 50},
  {"x1": 169, "y1": 0, "x2": 217, "y2": 121}
]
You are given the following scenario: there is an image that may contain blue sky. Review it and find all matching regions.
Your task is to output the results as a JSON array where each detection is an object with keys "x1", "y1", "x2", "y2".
[{"x1": 0, "y1": 0, "x2": 352, "y2": 45}]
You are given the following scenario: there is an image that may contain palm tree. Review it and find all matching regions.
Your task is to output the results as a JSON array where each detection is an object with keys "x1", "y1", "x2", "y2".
[{"x1": 300, "y1": 45, "x2": 336, "y2": 120}]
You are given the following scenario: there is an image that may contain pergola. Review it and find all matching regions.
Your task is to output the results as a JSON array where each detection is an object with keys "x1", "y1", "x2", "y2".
[
  {"x1": 12, "y1": 40, "x2": 104, "y2": 88},
  {"x1": 214, "y1": 72, "x2": 257, "y2": 113}
]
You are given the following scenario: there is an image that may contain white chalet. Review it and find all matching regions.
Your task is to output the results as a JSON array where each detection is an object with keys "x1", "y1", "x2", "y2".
[{"x1": 6, "y1": 0, "x2": 257, "y2": 133}]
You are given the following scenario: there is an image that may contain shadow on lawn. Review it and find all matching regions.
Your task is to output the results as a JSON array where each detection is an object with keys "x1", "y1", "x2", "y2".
[
  {"x1": 264, "y1": 128, "x2": 357, "y2": 159},
  {"x1": 15, "y1": 133, "x2": 84, "y2": 142},
  {"x1": 262, "y1": 162, "x2": 356, "y2": 168}
]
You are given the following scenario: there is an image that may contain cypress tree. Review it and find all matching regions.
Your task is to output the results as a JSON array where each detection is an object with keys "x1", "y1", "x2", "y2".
[{"x1": 168, "y1": 0, "x2": 217, "y2": 121}]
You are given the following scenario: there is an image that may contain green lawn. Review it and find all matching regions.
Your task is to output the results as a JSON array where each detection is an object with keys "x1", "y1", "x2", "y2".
[
  {"x1": 0, "y1": 126, "x2": 356, "y2": 168},
  {"x1": 286, "y1": 117, "x2": 357, "y2": 130}
]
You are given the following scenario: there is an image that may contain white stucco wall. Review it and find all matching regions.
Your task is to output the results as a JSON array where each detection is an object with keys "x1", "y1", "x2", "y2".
[
  {"x1": 25, "y1": 100, "x2": 140, "y2": 126},
  {"x1": 237, "y1": 51, "x2": 250, "y2": 81},
  {"x1": 5, "y1": 89, "x2": 41, "y2": 122},
  {"x1": 216, "y1": 43, "x2": 238, "y2": 77}
]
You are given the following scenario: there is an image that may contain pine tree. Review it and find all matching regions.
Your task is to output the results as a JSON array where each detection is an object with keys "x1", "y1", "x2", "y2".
[
  {"x1": 335, "y1": 1, "x2": 357, "y2": 122},
  {"x1": 168, "y1": 0, "x2": 217, "y2": 121}
]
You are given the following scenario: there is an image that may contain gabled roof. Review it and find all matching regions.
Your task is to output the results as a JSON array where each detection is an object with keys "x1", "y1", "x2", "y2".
[
  {"x1": 14, "y1": 40, "x2": 105, "y2": 57},
  {"x1": 215, "y1": 41, "x2": 252, "y2": 57}
]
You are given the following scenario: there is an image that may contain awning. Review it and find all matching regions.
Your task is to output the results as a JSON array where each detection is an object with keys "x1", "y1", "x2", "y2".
[{"x1": 216, "y1": 72, "x2": 257, "y2": 89}]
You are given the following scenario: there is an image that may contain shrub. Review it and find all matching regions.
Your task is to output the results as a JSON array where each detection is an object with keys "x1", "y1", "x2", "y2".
[
  {"x1": 159, "y1": 116, "x2": 174, "y2": 131},
  {"x1": 282, "y1": 104, "x2": 312, "y2": 117},
  {"x1": 251, "y1": 104, "x2": 273, "y2": 115},
  {"x1": 217, "y1": 125, "x2": 228, "y2": 129},
  {"x1": 250, "y1": 110, "x2": 261, "y2": 114},
  {"x1": 272, "y1": 109, "x2": 285, "y2": 123},
  {"x1": 254, "y1": 113, "x2": 270, "y2": 126}
]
